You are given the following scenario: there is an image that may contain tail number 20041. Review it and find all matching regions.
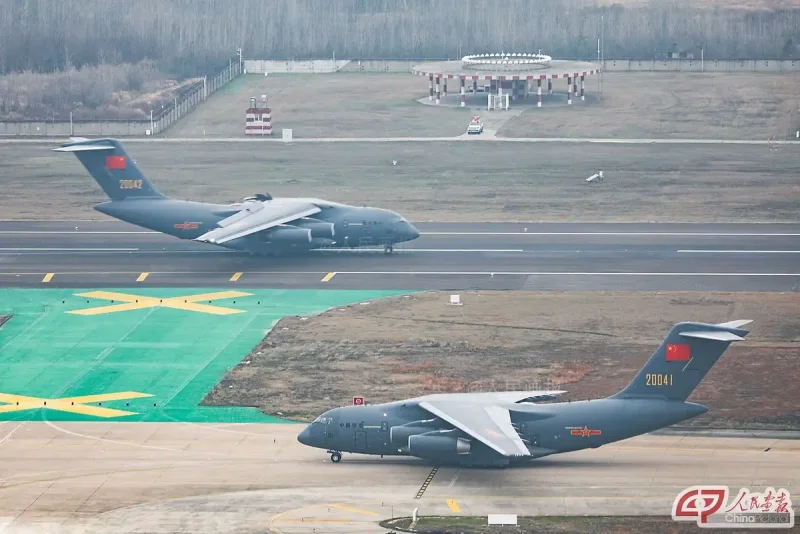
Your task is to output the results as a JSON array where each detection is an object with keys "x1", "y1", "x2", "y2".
[
  {"x1": 119, "y1": 179, "x2": 143, "y2": 189},
  {"x1": 646, "y1": 373, "x2": 673, "y2": 386}
]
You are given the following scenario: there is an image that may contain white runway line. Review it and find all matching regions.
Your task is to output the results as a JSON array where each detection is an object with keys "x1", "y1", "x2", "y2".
[
  {"x1": 423, "y1": 232, "x2": 800, "y2": 237},
  {"x1": 314, "y1": 248, "x2": 525, "y2": 253},
  {"x1": 329, "y1": 271, "x2": 800, "y2": 277},
  {"x1": 0, "y1": 247, "x2": 139, "y2": 251},
  {"x1": 678, "y1": 250, "x2": 800, "y2": 254},
  {"x1": 0, "y1": 231, "x2": 155, "y2": 234}
]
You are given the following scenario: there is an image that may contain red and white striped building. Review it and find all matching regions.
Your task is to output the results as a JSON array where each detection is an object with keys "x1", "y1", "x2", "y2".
[
  {"x1": 412, "y1": 54, "x2": 600, "y2": 109},
  {"x1": 245, "y1": 96, "x2": 272, "y2": 135}
]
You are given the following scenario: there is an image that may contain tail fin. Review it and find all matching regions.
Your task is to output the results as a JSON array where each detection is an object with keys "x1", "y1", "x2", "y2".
[
  {"x1": 54, "y1": 138, "x2": 165, "y2": 200},
  {"x1": 611, "y1": 319, "x2": 751, "y2": 401}
]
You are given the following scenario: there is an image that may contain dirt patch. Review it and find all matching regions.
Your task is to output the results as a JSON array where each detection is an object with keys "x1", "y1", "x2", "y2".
[
  {"x1": 0, "y1": 315, "x2": 10, "y2": 329},
  {"x1": 382, "y1": 515, "x2": 743, "y2": 534},
  {"x1": 2, "y1": 142, "x2": 798, "y2": 222},
  {"x1": 202, "y1": 291, "x2": 800, "y2": 429}
]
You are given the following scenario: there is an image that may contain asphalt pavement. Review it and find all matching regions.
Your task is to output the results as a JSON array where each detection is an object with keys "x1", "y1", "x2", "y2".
[{"x1": 0, "y1": 221, "x2": 798, "y2": 291}]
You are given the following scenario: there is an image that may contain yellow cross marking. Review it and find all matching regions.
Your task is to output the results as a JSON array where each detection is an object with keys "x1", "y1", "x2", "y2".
[
  {"x1": 66, "y1": 290, "x2": 254, "y2": 316},
  {"x1": 0, "y1": 391, "x2": 153, "y2": 418}
]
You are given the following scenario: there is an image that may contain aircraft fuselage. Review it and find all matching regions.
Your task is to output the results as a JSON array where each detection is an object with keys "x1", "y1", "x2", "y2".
[
  {"x1": 298, "y1": 398, "x2": 708, "y2": 467},
  {"x1": 94, "y1": 198, "x2": 419, "y2": 255}
]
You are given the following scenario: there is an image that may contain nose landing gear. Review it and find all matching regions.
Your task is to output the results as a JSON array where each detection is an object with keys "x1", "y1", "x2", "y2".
[
  {"x1": 383, "y1": 244, "x2": 394, "y2": 254},
  {"x1": 327, "y1": 450, "x2": 342, "y2": 463}
]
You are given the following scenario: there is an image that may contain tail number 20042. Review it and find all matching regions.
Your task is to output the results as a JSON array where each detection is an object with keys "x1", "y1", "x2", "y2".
[
  {"x1": 119, "y1": 179, "x2": 143, "y2": 189},
  {"x1": 646, "y1": 373, "x2": 673, "y2": 386}
]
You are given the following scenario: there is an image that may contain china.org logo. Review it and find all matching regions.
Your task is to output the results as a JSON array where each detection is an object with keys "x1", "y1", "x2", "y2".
[{"x1": 672, "y1": 486, "x2": 794, "y2": 529}]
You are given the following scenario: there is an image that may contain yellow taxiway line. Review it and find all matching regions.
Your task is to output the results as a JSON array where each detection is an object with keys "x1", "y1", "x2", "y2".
[
  {"x1": 136, "y1": 272, "x2": 149, "y2": 282},
  {"x1": 230, "y1": 272, "x2": 243, "y2": 282},
  {"x1": 42, "y1": 273, "x2": 54, "y2": 283},
  {"x1": 321, "y1": 272, "x2": 337, "y2": 282},
  {"x1": 446, "y1": 499, "x2": 461, "y2": 512}
]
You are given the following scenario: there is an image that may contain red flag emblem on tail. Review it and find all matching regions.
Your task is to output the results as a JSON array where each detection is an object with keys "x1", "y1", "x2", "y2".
[
  {"x1": 666, "y1": 343, "x2": 691, "y2": 361},
  {"x1": 105, "y1": 155, "x2": 126, "y2": 170}
]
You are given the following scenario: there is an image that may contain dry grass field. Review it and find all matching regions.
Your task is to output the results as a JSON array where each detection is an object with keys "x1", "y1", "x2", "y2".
[
  {"x1": 164, "y1": 71, "x2": 800, "y2": 140},
  {"x1": 1, "y1": 141, "x2": 797, "y2": 223},
  {"x1": 203, "y1": 291, "x2": 800, "y2": 430},
  {"x1": 500, "y1": 72, "x2": 800, "y2": 140}
]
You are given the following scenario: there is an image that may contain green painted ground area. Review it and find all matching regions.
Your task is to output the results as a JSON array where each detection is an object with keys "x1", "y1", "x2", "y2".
[{"x1": 0, "y1": 288, "x2": 408, "y2": 423}]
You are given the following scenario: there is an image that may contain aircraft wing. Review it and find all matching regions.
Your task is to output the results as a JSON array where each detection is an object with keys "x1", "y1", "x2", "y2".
[
  {"x1": 195, "y1": 199, "x2": 321, "y2": 244},
  {"x1": 419, "y1": 399, "x2": 532, "y2": 457}
]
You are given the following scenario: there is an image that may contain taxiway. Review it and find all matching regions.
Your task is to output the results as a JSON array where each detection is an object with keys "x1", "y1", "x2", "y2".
[
  {"x1": 0, "y1": 221, "x2": 798, "y2": 291},
  {"x1": 0, "y1": 422, "x2": 797, "y2": 533}
]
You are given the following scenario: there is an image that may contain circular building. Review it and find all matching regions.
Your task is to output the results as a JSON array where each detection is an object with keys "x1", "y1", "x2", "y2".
[{"x1": 412, "y1": 53, "x2": 601, "y2": 109}]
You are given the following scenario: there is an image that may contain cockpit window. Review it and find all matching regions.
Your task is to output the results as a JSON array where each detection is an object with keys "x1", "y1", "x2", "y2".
[
  {"x1": 391, "y1": 216, "x2": 404, "y2": 224},
  {"x1": 312, "y1": 416, "x2": 330, "y2": 424}
]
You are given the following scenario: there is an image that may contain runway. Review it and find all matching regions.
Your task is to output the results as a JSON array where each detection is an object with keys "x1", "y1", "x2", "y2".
[
  {"x1": 1, "y1": 422, "x2": 797, "y2": 533},
  {"x1": 1, "y1": 221, "x2": 799, "y2": 291}
]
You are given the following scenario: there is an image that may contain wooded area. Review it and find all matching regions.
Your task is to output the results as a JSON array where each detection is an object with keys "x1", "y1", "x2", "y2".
[{"x1": 1, "y1": 0, "x2": 798, "y2": 77}]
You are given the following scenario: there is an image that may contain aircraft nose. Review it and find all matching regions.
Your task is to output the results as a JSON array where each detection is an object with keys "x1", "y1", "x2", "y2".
[
  {"x1": 408, "y1": 223, "x2": 420, "y2": 240},
  {"x1": 297, "y1": 425, "x2": 313, "y2": 446}
]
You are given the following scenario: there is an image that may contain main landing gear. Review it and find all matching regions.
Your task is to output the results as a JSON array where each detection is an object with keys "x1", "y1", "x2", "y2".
[
  {"x1": 327, "y1": 450, "x2": 342, "y2": 463},
  {"x1": 384, "y1": 244, "x2": 394, "y2": 254}
]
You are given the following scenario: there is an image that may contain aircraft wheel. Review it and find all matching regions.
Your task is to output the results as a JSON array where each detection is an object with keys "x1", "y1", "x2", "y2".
[
  {"x1": 384, "y1": 245, "x2": 393, "y2": 254},
  {"x1": 330, "y1": 452, "x2": 342, "y2": 463}
]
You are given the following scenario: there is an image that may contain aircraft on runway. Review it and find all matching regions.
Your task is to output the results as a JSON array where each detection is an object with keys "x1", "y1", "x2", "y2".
[
  {"x1": 54, "y1": 138, "x2": 420, "y2": 255},
  {"x1": 299, "y1": 319, "x2": 751, "y2": 467}
]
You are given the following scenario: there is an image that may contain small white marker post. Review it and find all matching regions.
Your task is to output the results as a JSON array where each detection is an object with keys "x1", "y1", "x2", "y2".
[{"x1": 448, "y1": 295, "x2": 462, "y2": 306}]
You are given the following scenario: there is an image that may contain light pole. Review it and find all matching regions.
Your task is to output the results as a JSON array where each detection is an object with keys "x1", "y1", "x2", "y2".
[{"x1": 237, "y1": 48, "x2": 242, "y2": 73}]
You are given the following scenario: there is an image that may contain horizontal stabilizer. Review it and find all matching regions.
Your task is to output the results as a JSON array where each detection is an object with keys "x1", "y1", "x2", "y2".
[
  {"x1": 714, "y1": 319, "x2": 753, "y2": 329},
  {"x1": 53, "y1": 143, "x2": 114, "y2": 152},
  {"x1": 679, "y1": 330, "x2": 745, "y2": 342}
]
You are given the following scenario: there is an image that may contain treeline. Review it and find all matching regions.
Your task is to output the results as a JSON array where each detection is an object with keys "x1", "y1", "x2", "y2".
[
  {"x1": 1, "y1": 0, "x2": 799, "y2": 77},
  {"x1": 0, "y1": 61, "x2": 191, "y2": 120}
]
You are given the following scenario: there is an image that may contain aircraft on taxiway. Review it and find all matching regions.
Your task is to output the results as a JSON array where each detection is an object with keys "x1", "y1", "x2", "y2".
[{"x1": 299, "y1": 319, "x2": 752, "y2": 467}]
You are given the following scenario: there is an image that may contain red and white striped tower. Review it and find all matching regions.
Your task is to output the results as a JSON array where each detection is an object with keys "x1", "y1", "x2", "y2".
[
  {"x1": 245, "y1": 97, "x2": 272, "y2": 136},
  {"x1": 567, "y1": 77, "x2": 572, "y2": 104},
  {"x1": 460, "y1": 77, "x2": 466, "y2": 107},
  {"x1": 428, "y1": 74, "x2": 433, "y2": 101},
  {"x1": 573, "y1": 75, "x2": 578, "y2": 97},
  {"x1": 537, "y1": 78, "x2": 542, "y2": 107},
  {"x1": 581, "y1": 74, "x2": 585, "y2": 101},
  {"x1": 443, "y1": 77, "x2": 447, "y2": 97},
  {"x1": 435, "y1": 75, "x2": 440, "y2": 104}
]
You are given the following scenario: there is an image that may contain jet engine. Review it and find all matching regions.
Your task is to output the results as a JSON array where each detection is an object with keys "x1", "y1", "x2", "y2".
[
  {"x1": 390, "y1": 426, "x2": 431, "y2": 447},
  {"x1": 407, "y1": 435, "x2": 471, "y2": 457},
  {"x1": 261, "y1": 225, "x2": 312, "y2": 243},
  {"x1": 389, "y1": 419, "x2": 442, "y2": 447},
  {"x1": 294, "y1": 218, "x2": 336, "y2": 239}
]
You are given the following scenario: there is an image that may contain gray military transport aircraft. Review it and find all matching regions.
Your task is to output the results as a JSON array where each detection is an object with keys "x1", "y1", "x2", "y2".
[
  {"x1": 55, "y1": 138, "x2": 420, "y2": 255},
  {"x1": 298, "y1": 319, "x2": 751, "y2": 467}
]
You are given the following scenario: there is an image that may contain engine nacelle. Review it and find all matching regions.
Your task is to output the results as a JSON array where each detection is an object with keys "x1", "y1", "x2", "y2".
[
  {"x1": 390, "y1": 426, "x2": 431, "y2": 447},
  {"x1": 407, "y1": 435, "x2": 471, "y2": 457},
  {"x1": 294, "y1": 218, "x2": 336, "y2": 238},
  {"x1": 262, "y1": 225, "x2": 312, "y2": 243}
]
